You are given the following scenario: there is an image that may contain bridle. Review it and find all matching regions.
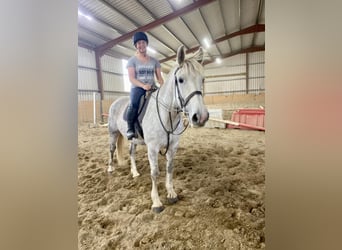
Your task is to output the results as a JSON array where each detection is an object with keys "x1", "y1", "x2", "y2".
[
  {"x1": 174, "y1": 67, "x2": 203, "y2": 112},
  {"x1": 155, "y1": 66, "x2": 203, "y2": 155}
]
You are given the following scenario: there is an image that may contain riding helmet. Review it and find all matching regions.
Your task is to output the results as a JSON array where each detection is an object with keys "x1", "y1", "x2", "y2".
[{"x1": 133, "y1": 31, "x2": 148, "y2": 47}]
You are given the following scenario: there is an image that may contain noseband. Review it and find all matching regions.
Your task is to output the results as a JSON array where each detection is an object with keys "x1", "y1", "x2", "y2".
[{"x1": 174, "y1": 67, "x2": 203, "y2": 110}]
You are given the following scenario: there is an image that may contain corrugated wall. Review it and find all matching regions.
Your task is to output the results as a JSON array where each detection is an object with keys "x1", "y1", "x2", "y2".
[
  {"x1": 248, "y1": 51, "x2": 265, "y2": 94},
  {"x1": 78, "y1": 46, "x2": 96, "y2": 68},
  {"x1": 78, "y1": 47, "x2": 128, "y2": 123},
  {"x1": 101, "y1": 55, "x2": 127, "y2": 95},
  {"x1": 204, "y1": 51, "x2": 265, "y2": 95},
  {"x1": 78, "y1": 47, "x2": 128, "y2": 100},
  {"x1": 78, "y1": 47, "x2": 265, "y2": 123},
  {"x1": 78, "y1": 47, "x2": 98, "y2": 104},
  {"x1": 78, "y1": 48, "x2": 264, "y2": 99}
]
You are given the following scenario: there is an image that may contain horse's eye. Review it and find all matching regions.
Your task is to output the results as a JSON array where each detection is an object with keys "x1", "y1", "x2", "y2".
[{"x1": 178, "y1": 77, "x2": 184, "y2": 83}]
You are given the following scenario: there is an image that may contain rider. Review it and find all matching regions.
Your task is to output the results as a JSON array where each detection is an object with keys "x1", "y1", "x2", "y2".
[{"x1": 126, "y1": 31, "x2": 164, "y2": 140}]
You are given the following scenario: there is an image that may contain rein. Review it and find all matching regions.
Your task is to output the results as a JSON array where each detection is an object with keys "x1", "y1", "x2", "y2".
[{"x1": 156, "y1": 66, "x2": 202, "y2": 155}]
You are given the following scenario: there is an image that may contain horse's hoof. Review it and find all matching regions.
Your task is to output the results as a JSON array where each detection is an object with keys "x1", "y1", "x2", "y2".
[
  {"x1": 167, "y1": 197, "x2": 179, "y2": 204},
  {"x1": 132, "y1": 173, "x2": 140, "y2": 178},
  {"x1": 152, "y1": 206, "x2": 164, "y2": 213}
]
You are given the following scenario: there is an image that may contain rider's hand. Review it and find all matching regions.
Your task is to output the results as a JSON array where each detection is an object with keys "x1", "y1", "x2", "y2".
[{"x1": 143, "y1": 84, "x2": 151, "y2": 91}]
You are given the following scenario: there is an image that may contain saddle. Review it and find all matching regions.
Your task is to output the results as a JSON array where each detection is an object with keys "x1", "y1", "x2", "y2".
[{"x1": 123, "y1": 87, "x2": 157, "y2": 139}]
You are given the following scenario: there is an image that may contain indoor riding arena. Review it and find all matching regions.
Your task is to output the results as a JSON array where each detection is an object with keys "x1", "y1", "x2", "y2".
[{"x1": 78, "y1": 0, "x2": 265, "y2": 249}]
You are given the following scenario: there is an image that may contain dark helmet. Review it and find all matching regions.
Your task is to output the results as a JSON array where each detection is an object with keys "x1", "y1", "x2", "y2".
[{"x1": 133, "y1": 31, "x2": 148, "y2": 47}]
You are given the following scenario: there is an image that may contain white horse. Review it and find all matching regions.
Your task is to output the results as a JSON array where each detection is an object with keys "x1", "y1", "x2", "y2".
[{"x1": 107, "y1": 45, "x2": 209, "y2": 213}]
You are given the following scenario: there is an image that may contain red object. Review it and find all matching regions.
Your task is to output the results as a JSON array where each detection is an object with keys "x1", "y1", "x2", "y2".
[{"x1": 227, "y1": 108, "x2": 265, "y2": 130}]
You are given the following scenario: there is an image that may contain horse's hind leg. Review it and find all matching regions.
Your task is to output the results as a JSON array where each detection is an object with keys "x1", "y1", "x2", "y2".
[
  {"x1": 147, "y1": 146, "x2": 164, "y2": 213},
  {"x1": 129, "y1": 142, "x2": 140, "y2": 177},
  {"x1": 108, "y1": 132, "x2": 118, "y2": 173},
  {"x1": 166, "y1": 147, "x2": 178, "y2": 204}
]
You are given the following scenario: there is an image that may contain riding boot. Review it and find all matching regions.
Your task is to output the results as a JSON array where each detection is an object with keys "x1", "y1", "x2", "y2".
[{"x1": 126, "y1": 105, "x2": 138, "y2": 140}]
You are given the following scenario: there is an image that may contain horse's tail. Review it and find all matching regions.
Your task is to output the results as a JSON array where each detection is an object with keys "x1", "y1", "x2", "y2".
[{"x1": 115, "y1": 133, "x2": 125, "y2": 166}]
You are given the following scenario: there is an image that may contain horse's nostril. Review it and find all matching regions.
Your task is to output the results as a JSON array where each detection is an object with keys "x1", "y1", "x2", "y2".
[{"x1": 192, "y1": 114, "x2": 199, "y2": 124}]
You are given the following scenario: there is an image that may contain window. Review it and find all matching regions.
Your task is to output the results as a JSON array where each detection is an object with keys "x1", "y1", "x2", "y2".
[{"x1": 121, "y1": 59, "x2": 130, "y2": 91}]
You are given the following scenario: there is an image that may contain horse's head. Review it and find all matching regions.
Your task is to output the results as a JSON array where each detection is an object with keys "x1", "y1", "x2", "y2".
[{"x1": 174, "y1": 45, "x2": 209, "y2": 127}]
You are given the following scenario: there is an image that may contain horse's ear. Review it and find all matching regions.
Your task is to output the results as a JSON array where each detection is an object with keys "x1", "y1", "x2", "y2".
[
  {"x1": 177, "y1": 45, "x2": 185, "y2": 66},
  {"x1": 193, "y1": 47, "x2": 204, "y2": 65}
]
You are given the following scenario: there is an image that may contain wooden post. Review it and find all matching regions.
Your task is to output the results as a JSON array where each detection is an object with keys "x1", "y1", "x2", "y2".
[
  {"x1": 246, "y1": 53, "x2": 249, "y2": 94},
  {"x1": 95, "y1": 50, "x2": 104, "y2": 123}
]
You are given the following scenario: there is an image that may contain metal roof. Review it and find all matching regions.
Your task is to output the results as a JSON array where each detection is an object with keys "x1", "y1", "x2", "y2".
[{"x1": 78, "y1": 0, "x2": 265, "y2": 72}]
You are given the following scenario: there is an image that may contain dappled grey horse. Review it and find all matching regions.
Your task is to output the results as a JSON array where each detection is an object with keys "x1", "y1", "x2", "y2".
[{"x1": 107, "y1": 45, "x2": 209, "y2": 213}]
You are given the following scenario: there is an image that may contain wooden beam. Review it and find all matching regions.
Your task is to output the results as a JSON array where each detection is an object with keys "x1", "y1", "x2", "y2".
[
  {"x1": 160, "y1": 24, "x2": 265, "y2": 64},
  {"x1": 95, "y1": 0, "x2": 216, "y2": 56}
]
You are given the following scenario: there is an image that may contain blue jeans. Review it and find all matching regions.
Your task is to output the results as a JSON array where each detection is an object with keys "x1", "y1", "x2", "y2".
[{"x1": 130, "y1": 87, "x2": 146, "y2": 109}]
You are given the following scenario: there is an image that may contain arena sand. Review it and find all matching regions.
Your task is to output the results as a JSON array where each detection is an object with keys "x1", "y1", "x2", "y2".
[{"x1": 78, "y1": 124, "x2": 265, "y2": 249}]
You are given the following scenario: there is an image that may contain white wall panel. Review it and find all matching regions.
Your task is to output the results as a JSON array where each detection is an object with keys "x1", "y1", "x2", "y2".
[
  {"x1": 77, "y1": 48, "x2": 265, "y2": 98},
  {"x1": 249, "y1": 63, "x2": 264, "y2": 77},
  {"x1": 103, "y1": 92, "x2": 129, "y2": 101},
  {"x1": 249, "y1": 51, "x2": 264, "y2": 64},
  {"x1": 78, "y1": 47, "x2": 96, "y2": 68},
  {"x1": 249, "y1": 78, "x2": 265, "y2": 94},
  {"x1": 78, "y1": 68, "x2": 98, "y2": 90},
  {"x1": 223, "y1": 53, "x2": 246, "y2": 66},
  {"x1": 248, "y1": 51, "x2": 265, "y2": 94},
  {"x1": 205, "y1": 79, "x2": 246, "y2": 94},
  {"x1": 229, "y1": 80, "x2": 246, "y2": 92},
  {"x1": 100, "y1": 54, "x2": 126, "y2": 93},
  {"x1": 78, "y1": 46, "x2": 130, "y2": 106},
  {"x1": 204, "y1": 51, "x2": 264, "y2": 95},
  {"x1": 102, "y1": 73, "x2": 125, "y2": 92},
  {"x1": 206, "y1": 65, "x2": 245, "y2": 77},
  {"x1": 78, "y1": 92, "x2": 99, "y2": 102},
  {"x1": 101, "y1": 55, "x2": 123, "y2": 74}
]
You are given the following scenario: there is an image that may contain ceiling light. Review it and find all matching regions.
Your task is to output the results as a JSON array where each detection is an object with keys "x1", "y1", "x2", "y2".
[
  {"x1": 147, "y1": 47, "x2": 157, "y2": 54},
  {"x1": 203, "y1": 38, "x2": 211, "y2": 49},
  {"x1": 215, "y1": 58, "x2": 222, "y2": 64},
  {"x1": 78, "y1": 10, "x2": 92, "y2": 21}
]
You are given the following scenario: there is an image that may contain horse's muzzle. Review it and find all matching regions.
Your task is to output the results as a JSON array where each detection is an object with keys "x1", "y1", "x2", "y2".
[{"x1": 191, "y1": 111, "x2": 209, "y2": 127}]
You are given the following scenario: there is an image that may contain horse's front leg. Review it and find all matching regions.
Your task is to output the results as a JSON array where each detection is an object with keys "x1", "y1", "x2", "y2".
[
  {"x1": 165, "y1": 145, "x2": 179, "y2": 204},
  {"x1": 147, "y1": 146, "x2": 164, "y2": 213},
  {"x1": 129, "y1": 142, "x2": 140, "y2": 177}
]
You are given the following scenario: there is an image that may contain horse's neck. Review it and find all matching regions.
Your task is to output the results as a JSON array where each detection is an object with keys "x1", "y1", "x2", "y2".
[{"x1": 152, "y1": 80, "x2": 181, "y2": 131}]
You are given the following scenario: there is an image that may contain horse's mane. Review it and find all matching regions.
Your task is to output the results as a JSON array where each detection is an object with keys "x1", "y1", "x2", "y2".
[
  {"x1": 180, "y1": 57, "x2": 204, "y2": 77},
  {"x1": 183, "y1": 48, "x2": 204, "y2": 74},
  {"x1": 166, "y1": 51, "x2": 204, "y2": 80}
]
